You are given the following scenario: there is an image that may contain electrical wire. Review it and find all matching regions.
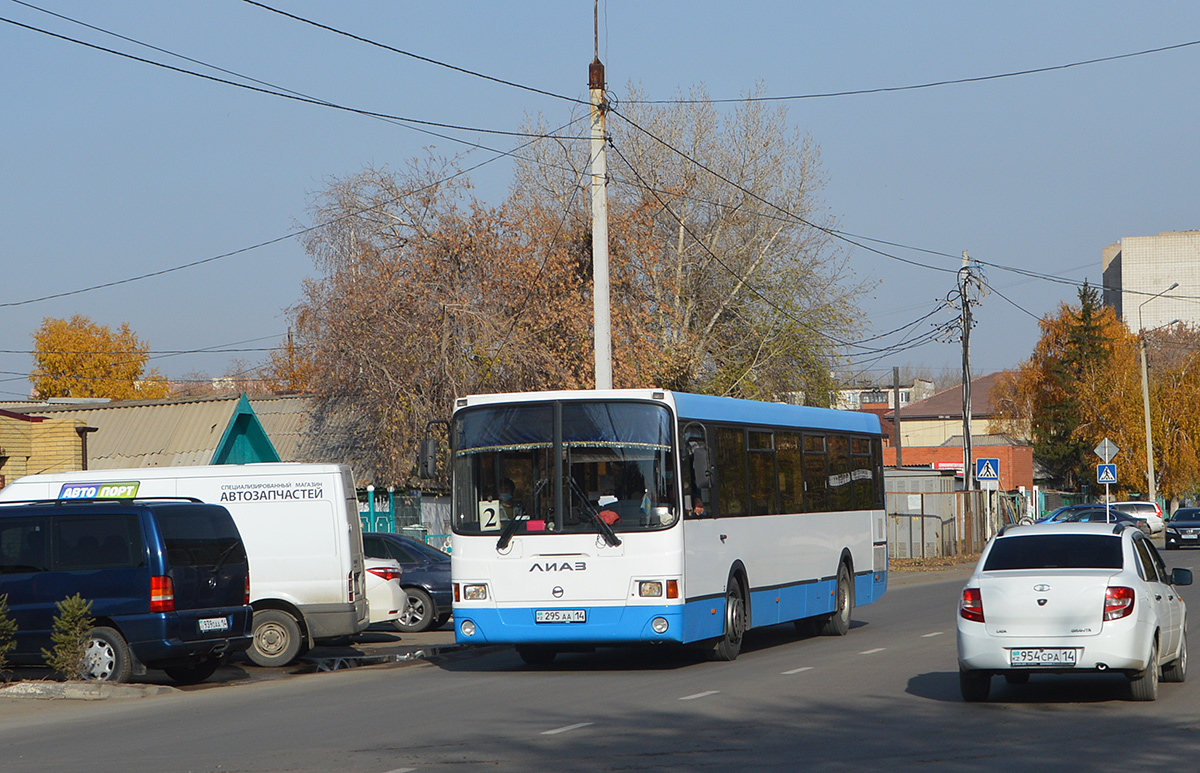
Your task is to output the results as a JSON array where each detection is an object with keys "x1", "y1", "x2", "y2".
[
  {"x1": 0, "y1": 14, "x2": 577, "y2": 140},
  {"x1": 629, "y1": 38, "x2": 1200, "y2": 104},
  {"x1": 609, "y1": 138, "x2": 957, "y2": 357},
  {"x1": 241, "y1": 0, "x2": 584, "y2": 106},
  {"x1": 1, "y1": 113, "x2": 586, "y2": 308},
  {"x1": 608, "y1": 106, "x2": 962, "y2": 276}
]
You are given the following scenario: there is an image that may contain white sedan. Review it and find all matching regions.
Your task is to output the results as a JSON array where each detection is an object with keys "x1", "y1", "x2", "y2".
[
  {"x1": 957, "y1": 522, "x2": 1190, "y2": 701},
  {"x1": 365, "y1": 556, "x2": 408, "y2": 625}
]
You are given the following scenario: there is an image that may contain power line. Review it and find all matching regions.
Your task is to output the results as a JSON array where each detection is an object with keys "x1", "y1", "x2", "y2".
[
  {"x1": 1, "y1": 115, "x2": 586, "y2": 308},
  {"x1": 242, "y1": 0, "x2": 584, "y2": 106},
  {"x1": 609, "y1": 138, "x2": 956, "y2": 357},
  {"x1": 0, "y1": 14, "x2": 577, "y2": 141},
  {"x1": 608, "y1": 106, "x2": 962, "y2": 277},
  {"x1": 629, "y1": 38, "x2": 1200, "y2": 104}
]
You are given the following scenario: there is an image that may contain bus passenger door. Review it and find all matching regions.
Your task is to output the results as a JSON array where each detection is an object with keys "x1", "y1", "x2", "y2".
[{"x1": 681, "y1": 423, "x2": 730, "y2": 605}]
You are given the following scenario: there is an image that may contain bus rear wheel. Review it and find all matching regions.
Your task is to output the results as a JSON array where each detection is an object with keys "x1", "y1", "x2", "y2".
[{"x1": 709, "y1": 579, "x2": 747, "y2": 661}]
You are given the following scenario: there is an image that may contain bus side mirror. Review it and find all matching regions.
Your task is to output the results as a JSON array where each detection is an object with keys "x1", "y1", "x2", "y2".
[
  {"x1": 691, "y1": 446, "x2": 711, "y2": 490},
  {"x1": 418, "y1": 438, "x2": 438, "y2": 479}
]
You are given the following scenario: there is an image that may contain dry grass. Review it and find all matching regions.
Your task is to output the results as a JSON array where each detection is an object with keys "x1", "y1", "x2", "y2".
[{"x1": 890, "y1": 552, "x2": 981, "y2": 572}]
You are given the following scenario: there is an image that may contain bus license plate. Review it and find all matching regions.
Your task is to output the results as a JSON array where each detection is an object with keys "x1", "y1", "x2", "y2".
[
  {"x1": 1009, "y1": 648, "x2": 1077, "y2": 667},
  {"x1": 536, "y1": 609, "x2": 586, "y2": 623},
  {"x1": 198, "y1": 617, "x2": 229, "y2": 633}
]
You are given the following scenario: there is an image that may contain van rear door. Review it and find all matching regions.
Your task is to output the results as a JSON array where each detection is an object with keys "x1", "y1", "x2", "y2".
[{"x1": 153, "y1": 505, "x2": 248, "y2": 609}]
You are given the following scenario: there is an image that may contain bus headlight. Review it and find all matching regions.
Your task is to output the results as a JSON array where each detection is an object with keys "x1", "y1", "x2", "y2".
[
  {"x1": 463, "y1": 584, "x2": 488, "y2": 601},
  {"x1": 460, "y1": 620, "x2": 477, "y2": 637},
  {"x1": 651, "y1": 617, "x2": 669, "y2": 634},
  {"x1": 638, "y1": 581, "x2": 663, "y2": 598}
]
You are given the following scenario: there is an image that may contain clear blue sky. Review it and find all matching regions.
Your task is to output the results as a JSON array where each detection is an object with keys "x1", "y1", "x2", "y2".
[{"x1": 3, "y1": 1, "x2": 1198, "y2": 398}]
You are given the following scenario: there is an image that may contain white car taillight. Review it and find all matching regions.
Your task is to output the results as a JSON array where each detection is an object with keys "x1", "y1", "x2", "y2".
[
  {"x1": 367, "y1": 566, "x2": 402, "y2": 582},
  {"x1": 960, "y1": 587, "x2": 984, "y2": 622},
  {"x1": 1104, "y1": 586, "x2": 1135, "y2": 620}
]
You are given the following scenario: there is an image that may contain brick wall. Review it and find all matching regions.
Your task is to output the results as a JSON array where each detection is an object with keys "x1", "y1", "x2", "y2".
[{"x1": 883, "y1": 444, "x2": 1033, "y2": 491}]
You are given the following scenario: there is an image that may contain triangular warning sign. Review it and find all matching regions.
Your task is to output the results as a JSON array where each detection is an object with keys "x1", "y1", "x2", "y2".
[
  {"x1": 978, "y1": 461, "x2": 997, "y2": 479},
  {"x1": 1098, "y1": 465, "x2": 1117, "y2": 483}
]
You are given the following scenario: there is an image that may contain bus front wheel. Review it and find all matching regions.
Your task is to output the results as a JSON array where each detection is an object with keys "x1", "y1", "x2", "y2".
[
  {"x1": 709, "y1": 579, "x2": 747, "y2": 661},
  {"x1": 516, "y1": 645, "x2": 557, "y2": 666},
  {"x1": 819, "y1": 564, "x2": 852, "y2": 637}
]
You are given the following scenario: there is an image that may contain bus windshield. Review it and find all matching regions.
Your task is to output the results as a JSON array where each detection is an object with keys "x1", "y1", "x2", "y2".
[{"x1": 452, "y1": 400, "x2": 678, "y2": 537}]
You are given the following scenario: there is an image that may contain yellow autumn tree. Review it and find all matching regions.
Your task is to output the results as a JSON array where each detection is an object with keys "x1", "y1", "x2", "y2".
[
  {"x1": 31, "y1": 315, "x2": 171, "y2": 399},
  {"x1": 992, "y1": 287, "x2": 1200, "y2": 504},
  {"x1": 260, "y1": 329, "x2": 316, "y2": 395}
]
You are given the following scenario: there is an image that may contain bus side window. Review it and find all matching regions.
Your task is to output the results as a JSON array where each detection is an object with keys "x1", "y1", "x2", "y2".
[{"x1": 682, "y1": 424, "x2": 712, "y2": 518}]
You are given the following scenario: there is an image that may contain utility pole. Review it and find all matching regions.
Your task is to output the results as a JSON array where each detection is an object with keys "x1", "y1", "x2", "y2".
[
  {"x1": 589, "y1": 4, "x2": 612, "y2": 390},
  {"x1": 960, "y1": 251, "x2": 974, "y2": 493},
  {"x1": 892, "y1": 365, "x2": 903, "y2": 466}
]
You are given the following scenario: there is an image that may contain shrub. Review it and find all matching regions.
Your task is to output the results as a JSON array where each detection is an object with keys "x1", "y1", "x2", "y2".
[
  {"x1": 41, "y1": 594, "x2": 94, "y2": 681},
  {"x1": 0, "y1": 593, "x2": 16, "y2": 679}
]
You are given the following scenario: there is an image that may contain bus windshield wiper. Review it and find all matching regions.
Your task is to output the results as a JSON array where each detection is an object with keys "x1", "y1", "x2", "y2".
[
  {"x1": 496, "y1": 515, "x2": 523, "y2": 551},
  {"x1": 585, "y1": 508, "x2": 622, "y2": 547},
  {"x1": 567, "y1": 477, "x2": 621, "y2": 547}
]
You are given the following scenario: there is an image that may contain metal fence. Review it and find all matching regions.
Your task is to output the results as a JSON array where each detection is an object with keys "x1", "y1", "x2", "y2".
[{"x1": 886, "y1": 489, "x2": 1002, "y2": 559}]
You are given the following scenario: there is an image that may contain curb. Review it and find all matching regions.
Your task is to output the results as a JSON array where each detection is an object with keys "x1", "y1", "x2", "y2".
[{"x1": 0, "y1": 681, "x2": 177, "y2": 701}]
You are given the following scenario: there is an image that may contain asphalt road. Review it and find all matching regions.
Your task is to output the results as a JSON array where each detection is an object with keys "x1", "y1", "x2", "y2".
[{"x1": 5, "y1": 552, "x2": 1200, "y2": 771}]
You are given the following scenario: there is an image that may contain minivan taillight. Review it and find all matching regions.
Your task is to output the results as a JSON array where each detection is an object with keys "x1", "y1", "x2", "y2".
[
  {"x1": 348, "y1": 571, "x2": 355, "y2": 602},
  {"x1": 150, "y1": 575, "x2": 175, "y2": 613},
  {"x1": 244, "y1": 573, "x2": 251, "y2": 606},
  {"x1": 960, "y1": 587, "x2": 984, "y2": 622},
  {"x1": 1105, "y1": 586, "x2": 1135, "y2": 621}
]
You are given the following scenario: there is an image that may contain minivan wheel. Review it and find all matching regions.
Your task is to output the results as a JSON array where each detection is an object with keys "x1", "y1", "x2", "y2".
[
  {"x1": 82, "y1": 627, "x2": 133, "y2": 683},
  {"x1": 249, "y1": 610, "x2": 303, "y2": 667},
  {"x1": 163, "y1": 659, "x2": 220, "y2": 685}
]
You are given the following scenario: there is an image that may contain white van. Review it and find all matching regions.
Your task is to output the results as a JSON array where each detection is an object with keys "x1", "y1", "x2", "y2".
[{"x1": 0, "y1": 463, "x2": 369, "y2": 667}]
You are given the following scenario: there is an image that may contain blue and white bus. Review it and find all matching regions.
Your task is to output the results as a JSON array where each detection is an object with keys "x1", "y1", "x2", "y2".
[{"x1": 444, "y1": 389, "x2": 887, "y2": 663}]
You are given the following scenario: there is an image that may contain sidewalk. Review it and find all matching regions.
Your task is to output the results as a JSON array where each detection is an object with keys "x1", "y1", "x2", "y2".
[{"x1": 0, "y1": 624, "x2": 467, "y2": 701}]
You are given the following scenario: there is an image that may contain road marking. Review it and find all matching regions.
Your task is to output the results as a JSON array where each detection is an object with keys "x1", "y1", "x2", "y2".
[
  {"x1": 542, "y1": 722, "x2": 594, "y2": 735},
  {"x1": 782, "y1": 666, "x2": 814, "y2": 675},
  {"x1": 382, "y1": 769, "x2": 416, "y2": 773},
  {"x1": 860, "y1": 648, "x2": 885, "y2": 655},
  {"x1": 922, "y1": 632, "x2": 945, "y2": 638},
  {"x1": 679, "y1": 690, "x2": 720, "y2": 701}
]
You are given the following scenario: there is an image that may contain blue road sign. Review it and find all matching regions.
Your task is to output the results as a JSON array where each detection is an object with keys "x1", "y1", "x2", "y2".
[
  {"x1": 1097, "y1": 464, "x2": 1117, "y2": 484},
  {"x1": 976, "y1": 458, "x2": 1000, "y2": 481}
]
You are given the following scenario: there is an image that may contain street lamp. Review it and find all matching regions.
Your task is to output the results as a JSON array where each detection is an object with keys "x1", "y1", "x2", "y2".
[{"x1": 1138, "y1": 282, "x2": 1178, "y2": 508}]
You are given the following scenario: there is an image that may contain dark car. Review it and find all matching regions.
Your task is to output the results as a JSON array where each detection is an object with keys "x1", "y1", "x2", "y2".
[
  {"x1": 1165, "y1": 508, "x2": 1200, "y2": 549},
  {"x1": 0, "y1": 498, "x2": 253, "y2": 683},
  {"x1": 1039, "y1": 505, "x2": 1151, "y2": 535},
  {"x1": 363, "y1": 532, "x2": 451, "y2": 632}
]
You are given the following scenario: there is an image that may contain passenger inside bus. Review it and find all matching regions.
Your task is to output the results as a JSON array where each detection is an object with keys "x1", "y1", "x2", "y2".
[{"x1": 498, "y1": 477, "x2": 521, "y2": 519}]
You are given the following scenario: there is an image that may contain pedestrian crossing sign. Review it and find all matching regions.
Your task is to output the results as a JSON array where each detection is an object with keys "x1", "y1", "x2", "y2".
[
  {"x1": 1097, "y1": 464, "x2": 1117, "y2": 484},
  {"x1": 975, "y1": 458, "x2": 999, "y2": 481}
]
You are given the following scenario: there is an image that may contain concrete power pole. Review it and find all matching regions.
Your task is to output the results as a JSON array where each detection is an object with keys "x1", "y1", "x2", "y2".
[
  {"x1": 960, "y1": 251, "x2": 974, "y2": 493},
  {"x1": 892, "y1": 365, "x2": 903, "y2": 466},
  {"x1": 589, "y1": 6, "x2": 612, "y2": 390}
]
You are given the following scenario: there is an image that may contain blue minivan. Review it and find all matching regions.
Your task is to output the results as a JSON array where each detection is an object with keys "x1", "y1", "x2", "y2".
[{"x1": 0, "y1": 498, "x2": 254, "y2": 684}]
